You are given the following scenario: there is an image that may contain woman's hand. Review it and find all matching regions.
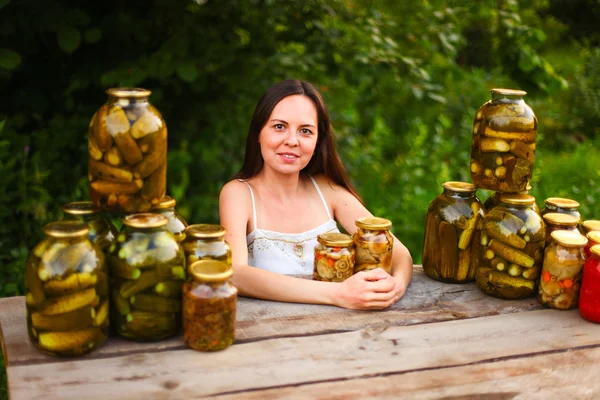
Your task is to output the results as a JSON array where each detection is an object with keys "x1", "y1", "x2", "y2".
[{"x1": 332, "y1": 268, "x2": 405, "y2": 310}]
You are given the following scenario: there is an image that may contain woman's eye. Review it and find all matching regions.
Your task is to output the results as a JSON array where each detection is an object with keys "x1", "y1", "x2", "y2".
[
  {"x1": 274, "y1": 124, "x2": 285, "y2": 130},
  {"x1": 300, "y1": 128, "x2": 313, "y2": 135}
]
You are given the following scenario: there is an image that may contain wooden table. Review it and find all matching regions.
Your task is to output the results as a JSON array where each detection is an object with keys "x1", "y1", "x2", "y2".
[{"x1": 2, "y1": 266, "x2": 600, "y2": 399}]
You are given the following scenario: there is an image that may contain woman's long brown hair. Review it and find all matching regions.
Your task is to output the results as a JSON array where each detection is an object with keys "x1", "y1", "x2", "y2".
[{"x1": 233, "y1": 79, "x2": 363, "y2": 204}]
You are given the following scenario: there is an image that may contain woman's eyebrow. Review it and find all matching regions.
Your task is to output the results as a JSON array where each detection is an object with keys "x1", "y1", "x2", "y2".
[{"x1": 270, "y1": 119, "x2": 316, "y2": 129}]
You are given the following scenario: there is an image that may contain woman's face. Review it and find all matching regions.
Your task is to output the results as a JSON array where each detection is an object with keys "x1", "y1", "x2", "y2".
[{"x1": 258, "y1": 95, "x2": 319, "y2": 176}]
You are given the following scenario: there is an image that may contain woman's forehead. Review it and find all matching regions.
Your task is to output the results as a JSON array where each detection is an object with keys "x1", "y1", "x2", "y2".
[{"x1": 270, "y1": 95, "x2": 318, "y2": 124}]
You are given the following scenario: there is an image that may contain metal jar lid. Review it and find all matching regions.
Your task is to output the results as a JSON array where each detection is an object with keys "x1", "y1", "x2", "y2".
[
  {"x1": 442, "y1": 181, "x2": 477, "y2": 193},
  {"x1": 190, "y1": 260, "x2": 232, "y2": 282},
  {"x1": 590, "y1": 244, "x2": 600, "y2": 258},
  {"x1": 586, "y1": 231, "x2": 600, "y2": 244},
  {"x1": 317, "y1": 233, "x2": 353, "y2": 247},
  {"x1": 106, "y1": 88, "x2": 151, "y2": 98},
  {"x1": 498, "y1": 193, "x2": 535, "y2": 206},
  {"x1": 152, "y1": 196, "x2": 176, "y2": 210},
  {"x1": 583, "y1": 220, "x2": 600, "y2": 232},
  {"x1": 544, "y1": 197, "x2": 580, "y2": 209},
  {"x1": 62, "y1": 201, "x2": 101, "y2": 216},
  {"x1": 355, "y1": 217, "x2": 392, "y2": 230},
  {"x1": 43, "y1": 221, "x2": 89, "y2": 238},
  {"x1": 186, "y1": 224, "x2": 227, "y2": 239},
  {"x1": 543, "y1": 213, "x2": 579, "y2": 226},
  {"x1": 123, "y1": 213, "x2": 168, "y2": 229},
  {"x1": 550, "y1": 230, "x2": 588, "y2": 247},
  {"x1": 491, "y1": 88, "x2": 527, "y2": 97}
]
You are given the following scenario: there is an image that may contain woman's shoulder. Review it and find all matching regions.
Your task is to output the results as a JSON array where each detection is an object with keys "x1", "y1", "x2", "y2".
[
  {"x1": 311, "y1": 174, "x2": 347, "y2": 195},
  {"x1": 219, "y1": 179, "x2": 253, "y2": 202}
]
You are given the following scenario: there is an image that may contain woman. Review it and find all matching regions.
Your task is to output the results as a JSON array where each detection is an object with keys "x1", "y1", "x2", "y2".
[{"x1": 219, "y1": 80, "x2": 412, "y2": 310}]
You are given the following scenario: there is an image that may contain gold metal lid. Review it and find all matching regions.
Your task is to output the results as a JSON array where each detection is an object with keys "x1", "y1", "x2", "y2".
[
  {"x1": 491, "y1": 88, "x2": 527, "y2": 97},
  {"x1": 590, "y1": 244, "x2": 600, "y2": 258},
  {"x1": 586, "y1": 231, "x2": 600, "y2": 244},
  {"x1": 186, "y1": 224, "x2": 226, "y2": 239},
  {"x1": 317, "y1": 233, "x2": 353, "y2": 247},
  {"x1": 542, "y1": 213, "x2": 579, "y2": 226},
  {"x1": 42, "y1": 221, "x2": 89, "y2": 238},
  {"x1": 442, "y1": 181, "x2": 477, "y2": 193},
  {"x1": 583, "y1": 220, "x2": 600, "y2": 232},
  {"x1": 498, "y1": 194, "x2": 535, "y2": 206},
  {"x1": 152, "y1": 196, "x2": 176, "y2": 210},
  {"x1": 106, "y1": 88, "x2": 151, "y2": 98},
  {"x1": 355, "y1": 217, "x2": 392, "y2": 230},
  {"x1": 544, "y1": 197, "x2": 580, "y2": 209},
  {"x1": 123, "y1": 213, "x2": 168, "y2": 229},
  {"x1": 190, "y1": 260, "x2": 232, "y2": 282},
  {"x1": 550, "y1": 230, "x2": 588, "y2": 247},
  {"x1": 62, "y1": 201, "x2": 101, "y2": 216}
]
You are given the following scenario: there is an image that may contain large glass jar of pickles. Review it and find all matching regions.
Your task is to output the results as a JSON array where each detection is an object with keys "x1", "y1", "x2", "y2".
[
  {"x1": 579, "y1": 244, "x2": 600, "y2": 323},
  {"x1": 354, "y1": 217, "x2": 393, "y2": 274},
  {"x1": 476, "y1": 194, "x2": 545, "y2": 299},
  {"x1": 538, "y1": 230, "x2": 587, "y2": 310},
  {"x1": 542, "y1": 213, "x2": 580, "y2": 246},
  {"x1": 540, "y1": 197, "x2": 581, "y2": 221},
  {"x1": 25, "y1": 221, "x2": 109, "y2": 356},
  {"x1": 88, "y1": 88, "x2": 167, "y2": 213},
  {"x1": 483, "y1": 185, "x2": 539, "y2": 214},
  {"x1": 183, "y1": 260, "x2": 237, "y2": 351},
  {"x1": 109, "y1": 213, "x2": 185, "y2": 341},
  {"x1": 182, "y1": 224, "x2": 232, "y2": 267},
  {"x1": 62, "y1": 201, "x2": 117, "y2": 252},
  {"x1": 314, "y1": 233, "x2": 355, "y2": 282},
  {"x1": 470, "y1": 89, "x2": 537, "y2": 192},
  {"x1": 152, "y1": 196, "x2": 188, "y2": 243},
  {"x1": 423, "y1": 182, "x2": 484, "y2": 283}
]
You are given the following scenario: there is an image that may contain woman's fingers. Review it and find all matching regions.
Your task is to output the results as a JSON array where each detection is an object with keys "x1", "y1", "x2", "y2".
[{"x1": 367, "y1": 275, "x2": 396, "y2": 293}]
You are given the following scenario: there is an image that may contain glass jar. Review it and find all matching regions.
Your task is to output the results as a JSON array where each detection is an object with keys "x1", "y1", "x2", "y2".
[
  {"x1": 354, "y1": 217, "x2": 393, "y2": 274},
  {"x1": 182, "y1": 224, "x2": 232, "y2": 268},
  {"x1": 585, "y1": 231, "x2": 600, "y2": 258},
  {"x1": 314, "y1": 233, "x2": 355, "y2": 282},
  {"x1": 580, "y1": 244, "x2": 600, "y2": 323},
  {"x1": 582, "y1": 220, "x2": 600, "y2": 235},
  {"x1": 183, "y1": 260, "x2": 237, "y2": 351},
  {"x1": 88, "y1": 87, "x2": 167, "y2": 213},
  {"x1": 476, "y1": 194, "x2": 545, "y2": 299},
  {"x1": 423, "y1": 182, "x2": 484, "y2": 283},
  {"x1": 483, "y1": 185, "x2": 539, "y2": 214},
  {"x1": 542, "y1": 213, "x2": 580, "y2": 247},
  {"x1": 470, "y1": 89, "x2": 537, "y2": 193},
  {"x1": 538, "y1": 230, "x2": 587, "y2": 310},
  {"x1": 109, "y1": 213, "x2": 185, "y2": 341},
  {"x1": 25, "y1": 221, "x2": 108, "y2": 356},
  {"x1": 62, "y1": 201, "x2": 117, "y2": 253},
  {"x1": 540, "y1": 197, "x2": 581, "y2": 221},
  {"x1": 151, "y1": 196, "x2": 188, "y2": 243}
]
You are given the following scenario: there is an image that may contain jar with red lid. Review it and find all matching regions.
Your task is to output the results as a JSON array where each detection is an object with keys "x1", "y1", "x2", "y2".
[{"x1": 579, "y1": 244, "x2": 600, "y2": 323}]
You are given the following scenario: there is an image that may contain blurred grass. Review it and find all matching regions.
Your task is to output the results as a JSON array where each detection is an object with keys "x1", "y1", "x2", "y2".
[{"x1": 0, "y1": 348, "x2": 6, "y2": 400}]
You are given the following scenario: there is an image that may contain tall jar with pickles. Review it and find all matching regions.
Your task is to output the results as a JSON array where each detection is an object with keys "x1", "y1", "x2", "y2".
[
  {"x1": 476, "y1": 194, "x2": 545, "y2": 299},
  {"x1": 25, "y1": 221, "x2": 109, "y2": 356},
  {"x1": 182, "y1": 224, "x2": 232, "y2": 268},
  {"x1": 88, "y1": 88, "x2": 167, "y2": 213},
  {"x1": 423, "y1": 182, "x2": 484, "y2": 283},
  {"x1": 152, "y1": 196, "x2": 188, "y2": 243},
  {"x1": 470, "y1": 89, "x2": 537, "y2": 192},
  {"x1": 109, "y1": 213, "x2": 186, "y2": 341},
  {"x1": 62, "y1": 201, "x2": 117, "y2": 252}
]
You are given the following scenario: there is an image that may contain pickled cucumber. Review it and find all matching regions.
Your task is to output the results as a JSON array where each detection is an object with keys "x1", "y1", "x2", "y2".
[
  {"x1": 124, "y1": 312, "x2": 177, "y2": 338},
  {"x1": 154, "y1": 280, "x2": 183, "y2": 298},
  {"x1": 130, "y1": 294, "x2": 181, "y2": 313},
  {"x1": 439, "y1": 222, "x2": 458, "y2": 279},
  {"x1": 38, "y1": 328, "x2": 101, "y2": 352},
  {"x1": 488, "y1": 239, "x2": 534, "y2": 268},
  {"x1": 43, "y1": 272, "x2": 97, "y2": 296},
  {"x1": 39, "y1": 288, "x2": 97, "y2": 316},
  {"x1": 31, "y1": 306, "x2": 95, "y2": 331}
]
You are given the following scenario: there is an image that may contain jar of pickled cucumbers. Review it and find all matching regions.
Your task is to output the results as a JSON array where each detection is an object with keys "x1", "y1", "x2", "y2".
[
  {"x1": 88, "y1": 88, "x2": 167, "y2": 213},
  {"x1": 542, "y1": 213, "x2": 580, "y2": 247},
  {"x1": 582, "y1": 220, "x2": 600, "y2": 235},
  {"x1": 354, "y1": 217, "x2": 393, "y2": 274},
  {"x1": 151, "y1": 196, "x2": 188, "y2": 243},
  {"x1": 314, "y1": 233, "x2": 355, "y2": 282},
  {"x1": 182, "y1": 224, "x2": 232, "y2": 268},
  {"x1": 579, "y1": 244, "x2": 600, "y2": 323},
  {"x1": 540, "y1": 197, "x2": 581, "y2": 221},
  {"x1": 109, "y1": 213, "x2": 185, "y2": 341},
  {"x1": 183, "y1": 260, "x2": 237, "y2": 351},
  {"x1": 476, "y1": 194, "x2": 545, "y2": 299},
  {"x1": 62, "y1": 201, "x2": 117, "y2": 253},
  {"x1": 538, "y1": 230, "x2": 587, "y2": 310},
  {"x1": 585, "y1": 231, "x2": 600, "y2": 258},
  {"x1": 423, "y1": 182, "x2": 484, "y2": 283},
  {"x1": 25, "y1": 221, "x2": 109, "y2": 356},
  {"x1": 470, "y1": 89, "x2": 537, "y2": 192},
  {"x1": 483, "y1": 185, "x2": 539, "y2": 214}
]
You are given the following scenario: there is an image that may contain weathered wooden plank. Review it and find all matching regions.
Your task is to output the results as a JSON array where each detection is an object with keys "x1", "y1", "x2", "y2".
[
  {"x1": 0, "y1": 267, "x2": 544, "y2": 367},
  {"x1": 7, "y1": 309, "x2": 600, "y2": 399},
  {"x1": 211, "y1": 347, "x2": 600, "y2": 399}
]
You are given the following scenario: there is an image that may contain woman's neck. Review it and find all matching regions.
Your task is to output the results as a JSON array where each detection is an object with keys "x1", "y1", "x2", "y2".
[{"x1": 254, "y1": 169, "x2": 305, "y2": 202}]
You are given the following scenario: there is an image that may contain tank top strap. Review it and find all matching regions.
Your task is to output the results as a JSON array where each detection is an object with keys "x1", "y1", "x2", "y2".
[
  {"x1": 239, "y1": 180, "x2": 259, "y2": 229},
  {"x1": 309, "y1": 175, "x2": 332, "y2": 220}
]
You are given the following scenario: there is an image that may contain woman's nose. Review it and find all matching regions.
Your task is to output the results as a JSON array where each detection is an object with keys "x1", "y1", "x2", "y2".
[{"x1": 284, "y1": 130, "x2": 299, "y2": 146}]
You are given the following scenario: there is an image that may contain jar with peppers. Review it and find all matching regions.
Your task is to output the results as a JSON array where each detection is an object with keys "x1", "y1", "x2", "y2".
[
  {"x1": 314, "y1": 233, "x2": 355, "y2": 282},
  {"x1": 579, "y1": 244, "x2": 600, "y2": 323}
]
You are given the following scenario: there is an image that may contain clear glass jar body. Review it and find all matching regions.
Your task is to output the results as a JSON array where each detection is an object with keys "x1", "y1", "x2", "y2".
[
  {"x1": 313, "y1": 234, "x2": 355, "y2": 282},
  {"x1": 476, "y1": 197, "x2": 545, "y2": 299},
  {"x1": 183, "y1": 277, "x2": 237, "y2": 351},
  {"x1": 579, "y1": 251, "x2": 600, "y2": 323},
  {"x1": 62, "y1": 202, "x2": 117, "y2": 253},
  {"x1": 88, "y1": 88, "x2": 167, "y2": 213},
  {"x1": 470, "y1": 89, "x2": 537, "y2": 192},
  {"x1": 423, "y1": 183, "x2": 484, "y2": 283},
  {"x1": 542, "y1": 213, "x2": 580, "y2": 247},
  {"x1": 540, "y1": 201, "x2": 581, "y2": 222},
  {"x1": 25, "y1": 222, "x2": 109, "y2": 356},
  {"x1": 182, "y1": 224, "x2": 232, "y2": 267},
  {"x1": 109, "y1": 216, "x2": 185, "y2": 341},
  {"x1": 538, "y1": 233, "x2": 587, "y2": 310},
  {"x1": 153, "y1": 207, "x2": 188, "y2": 243},
  {"x1": 354, "y1": 218, "x2": 393, "y2": 274},
  {"x1": 484, "y1": 191, "x2": 540, "y2": 215}
]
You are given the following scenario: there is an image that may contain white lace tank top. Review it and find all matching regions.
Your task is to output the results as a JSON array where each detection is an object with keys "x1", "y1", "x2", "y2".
[{"x1": 241, "y1": 176, "x2": 339, "y2": 275}]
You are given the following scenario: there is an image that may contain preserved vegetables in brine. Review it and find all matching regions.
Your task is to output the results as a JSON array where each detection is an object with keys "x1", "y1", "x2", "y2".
[
  {"x1": 470, "y1": 89, "x2": 537, "y2": 192},
  {"x1": 542, "y1": 213, "x2": 580, "y2": 247},
  {"x1": 579, "y1": 244, "x2": 600, "y2": 323},
  {"x1": 314, "y1": 233, "x2": 355, "y2": 282},
  {"x1": 538, "y1": 230, "x2": 587, "y2": 310},
  {"x1": 25, "y1": 221, "x2": 108, "y2": 356},
  {"x1": 354, "y1": 217, "x2": 393, "y2": 274},
  {"x1": 151, "y1": 196, "x2": 188, "y2": 242},
  {"x1": 476, "y1": 194, "x2": 545, "y2": 299},
  {"x1": 109, "y1": 213, "x2": 185, "y2": 340},
  {"x1": 88, "y1": 88, "x2": 167, "y2": 213},
  {"x1": 423, "y1": 182, "x2": 484, "y2": 283},
  {"x1": 183, "y1": 260, "x2": 237, "y2": 351},
  {"x1": 182, "y1": 224, "x2": 232, "y2": 268},
  {"x1": 62, "y1": 201, "x2": 117, "y2": 252}
]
